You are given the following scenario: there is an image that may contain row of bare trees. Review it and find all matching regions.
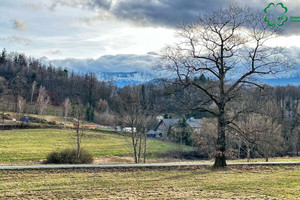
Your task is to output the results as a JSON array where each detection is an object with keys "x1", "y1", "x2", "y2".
[
  {"x1": 193, "y1": 100, "x2": 283, "y2": 162},
  {"x1": 16, "y1": 85, "x2": 50, "y2": 120},
  {"x1": 117, "y1": 85, "x2": 155, "y2": 163}
]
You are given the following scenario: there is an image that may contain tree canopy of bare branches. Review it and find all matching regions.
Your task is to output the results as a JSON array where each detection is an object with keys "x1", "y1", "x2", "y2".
[
  {"x1": 37, "y1": 86, "x2": 50, "y2": 115},
  {"x1": 118, "y1": 85, "x2": 155, "y2": 163},
  {"x1": 161, "y1": 5, "x2": 292, "y2": 167}
]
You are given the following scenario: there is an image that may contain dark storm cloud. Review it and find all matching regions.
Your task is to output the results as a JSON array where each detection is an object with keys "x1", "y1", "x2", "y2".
[
  {"x1": 86, "y1": 0, "x2": 268, "y2": 27},
  {"x1": 52, "y1": 0, "x2": 300, "y2": 35},
  {"x1": 109, "y1": 0, "x2": 300, "y2": 35},
  {"x1": 277, "y1": 1, "x2": 300, "y2": 36},
  {"x1": 52, "y1": 0, "x2": 266, "y2": 27},
  {"x1": 86, "y1": 0, "x2": 112, "y2": 10},
  {"x1": 50, "y1": 0, "x2": 112, "y2": 10}
]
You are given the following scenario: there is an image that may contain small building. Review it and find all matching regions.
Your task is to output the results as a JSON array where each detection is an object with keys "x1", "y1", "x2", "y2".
[
  {"x1": 153, "y1": 117, "x2": 202, "y2": 139},
  {"x1": 123, "y1": 127, "x2": 137, "y2": 133},
  {"x1": 186, "y1": 117, "x2": 202, "y2": 133},
  {"x1": 154, "y1": 119, "x2": 179, "y2": 139}
]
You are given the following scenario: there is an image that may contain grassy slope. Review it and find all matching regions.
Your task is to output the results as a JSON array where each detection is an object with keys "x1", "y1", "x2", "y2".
[
  {"x1": 2, "y1": 111, "x2": 96, "y2": 127},
  {"x1": 0, "y1": 166, "x2": 299, "y2": 199},
  {"x1": 0, "y1": 129, "x2": 193, "y2": 164}
]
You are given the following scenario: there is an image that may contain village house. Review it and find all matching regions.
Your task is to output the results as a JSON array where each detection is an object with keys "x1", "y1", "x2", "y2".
[{"x1": 148, "y1": 117, "x2": 202, "y2": 139}]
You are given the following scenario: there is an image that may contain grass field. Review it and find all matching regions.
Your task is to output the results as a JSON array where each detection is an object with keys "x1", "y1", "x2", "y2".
[
  {"x1": 0, "y1": 129, "x2": 193, "y2": 164},
  {"x1": 0, "y1": 165, "x2": 299, "y2": 199}
]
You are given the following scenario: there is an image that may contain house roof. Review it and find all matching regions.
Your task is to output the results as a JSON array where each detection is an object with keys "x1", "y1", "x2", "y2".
[
  {"x1": 162, "y1": 119, "x2": 179, "y2": 128},
  {"x1": 187, "y1": 118, "x2": 202, "y2": 128},
  {"x1": 154, "y1": 118, "x2": 202, "y2": 131},
  {"x1": 147, "y1": 130, "x2": 156, "y2": 135},
  {"x1": 154, "y1": 119, "x2": 179, "y2": 131}
]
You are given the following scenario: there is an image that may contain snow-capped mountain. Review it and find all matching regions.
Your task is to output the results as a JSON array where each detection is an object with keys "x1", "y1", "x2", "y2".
[
  {"x1": 40, "y1": 52, "x2": 161, "y2": 86},
  {"x1": 43, "y1": 52, "x2": 159, "y2": 74},
  {"x1": 41, "y1": 52, "x2": 300, "y2": 87},
  {"x1": 97, "y1": 71, "x2": 156, "y2": 87}
]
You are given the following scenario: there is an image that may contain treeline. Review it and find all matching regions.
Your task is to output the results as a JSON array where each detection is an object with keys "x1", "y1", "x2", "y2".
[
  {"x1": 0, "y1": 49, "x2": 171, "y2": 124},
  {"x1": 0, "y1": 49, "x2": 114, "y2": 108}
]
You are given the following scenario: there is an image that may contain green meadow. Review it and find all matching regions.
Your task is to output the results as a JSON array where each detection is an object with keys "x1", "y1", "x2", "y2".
[{"x1": 0, "y1": 129, "x2": 193, "y2": 164}]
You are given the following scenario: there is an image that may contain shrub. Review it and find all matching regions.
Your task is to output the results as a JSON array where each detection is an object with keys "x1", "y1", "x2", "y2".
[{"x1": 45, "y1": 148, "x2": 93, "y2": 164}]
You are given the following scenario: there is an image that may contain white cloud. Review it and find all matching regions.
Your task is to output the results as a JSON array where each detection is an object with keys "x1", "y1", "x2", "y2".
[
  {"x1": 1, "y1": 0, "x2": 300, "y2": 66},
  {"x1": 0, "y1": 35, "x2": 32, "y2": 46},
  {"x1": 50, "y1": 50, "x2": 62, "y2": 55},
  {"x1": 12, "y1": 19, "x2": 27, "y2": 32}
]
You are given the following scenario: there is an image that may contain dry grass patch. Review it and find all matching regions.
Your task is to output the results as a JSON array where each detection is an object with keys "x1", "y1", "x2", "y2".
[{"x1": 0, "y1": 166, "x2": 299, "y2": 199}]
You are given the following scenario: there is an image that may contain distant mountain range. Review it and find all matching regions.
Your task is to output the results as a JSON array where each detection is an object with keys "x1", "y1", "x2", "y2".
[
  {"x1": 43, "y1": 53, "x2": 300, "y2": 87},
  {"x1": 98, "y1": 72, "x2": 300, "y2": 87},
  {"x1": 43, "y1": 52, "x2": 159, "y2": 74},
  {"x1": 97, "y1": 71, "x2": 155, "y2": 87},
  {"x1": 261, "y1": 75, "x2": 300, "y2": 86}
]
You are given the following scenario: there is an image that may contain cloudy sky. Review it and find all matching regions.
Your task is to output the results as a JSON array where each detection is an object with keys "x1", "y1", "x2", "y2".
[{"x1": 1, "y1": 0, "x2": 300, "y2": 72}]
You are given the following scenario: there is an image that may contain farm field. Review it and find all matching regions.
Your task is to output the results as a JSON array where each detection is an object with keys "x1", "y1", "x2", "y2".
[
  {"x1": 0, "y1": 165, "x2": 299, "y2": 199},
  {"x1": 0, "y1": 129, "x2": 193, "y2": 164}
]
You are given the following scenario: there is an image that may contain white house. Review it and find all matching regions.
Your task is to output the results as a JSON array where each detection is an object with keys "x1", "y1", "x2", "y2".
[{"x1": 123, "y1": 127, "x2": 137, "y2": 133}]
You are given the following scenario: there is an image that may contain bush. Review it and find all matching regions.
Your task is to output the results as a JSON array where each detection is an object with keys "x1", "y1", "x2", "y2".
[{"x1": 45, "y1": 148, "x2": 93, "y2": 164}]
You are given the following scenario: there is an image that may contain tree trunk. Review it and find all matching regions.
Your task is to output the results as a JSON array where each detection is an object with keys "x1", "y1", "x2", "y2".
[
  {"x1": 131, "y1": 127, "x2": 138, "y2": 163},
  {"x1": 265, "y1": 157, "x2": 269, "y2": 162},
  {"x1": 237, "y1": 138, "x2": 241, "y2": 160},
  {"x1": 247, "y1": 148, "x2": 251, "y2": 162},
  {"x1": 138, "y1": 133, "x2": 142, "y2": 163},
  {"x1": 214, "y1": 153, "x2": 227, "y2": 167},
  {"x1": 143, "y1": 130, "x2": 147, "y2": 163},
  {"x1": 76, "y1": 125, "x2": 81, "y2": 162},
  {"x1": 214, "y1": 114, "x2": 227, "y2": 167}
]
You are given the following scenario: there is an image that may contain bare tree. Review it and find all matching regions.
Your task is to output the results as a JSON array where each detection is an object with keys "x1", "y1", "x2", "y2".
[
  {"x1": 96, "y1": 98, "x2": 109, "y2": 113},
  {"x1": 119, "y1": 85, "x2": 153, "y2": 163},
  {"x1": 72, "y1": 121, "x2": 85, "y2": 162},
  {"x1": 63, "y1": 97, "x2": 71, "y2": 118},
  {"x1": 289, "y1": 126, "x2": 300, "y2": 156},
  {"x1": 233, "y1": 113, "x2": 268, "y2": 162},
  {"x1": 257, "y1": 117, "x2": 282, "y2": 162},
  {"x1": 192, "y1": 117, "x2": 218, "y2": 159},
  {"x1": 37, "y1": 86, "x2": 50, "y2": 115},
  {"x1": 17, "y1": 96, "x2": 26, "y2": 120},
  {"x1": 30, "y1": 81, "x2": 37, "y2": 103},
  {"x1": 161, "y1": 5, "x2": 291, "y2": 167},
  {"x1": 256, "y1": 101, "x2": 283, "y2": 162}
]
